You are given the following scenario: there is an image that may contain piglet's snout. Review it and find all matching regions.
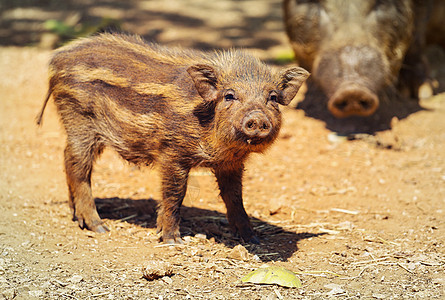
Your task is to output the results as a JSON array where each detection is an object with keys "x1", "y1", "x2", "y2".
[{"x1": 242, "y1": 110, "x2": 272, "y2": 142}]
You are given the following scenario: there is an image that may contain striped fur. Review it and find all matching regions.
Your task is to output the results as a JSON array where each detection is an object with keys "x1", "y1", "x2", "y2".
[{"x1": 37, "y1": 33, "x2": 309, "y2": 244}]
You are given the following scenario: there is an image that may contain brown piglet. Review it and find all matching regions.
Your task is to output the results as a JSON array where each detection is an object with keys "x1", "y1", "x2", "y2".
[{"x1": 37, "y1": 33, "x2": 309, "y2": 244}]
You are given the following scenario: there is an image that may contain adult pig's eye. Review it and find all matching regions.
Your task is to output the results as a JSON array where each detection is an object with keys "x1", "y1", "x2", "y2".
[
  {"x1": 268, "y1": 91, "x2": 278, "y2": 102},
  {"x1": 224, "y1": 90, "x2": 236, "y2": 101}
]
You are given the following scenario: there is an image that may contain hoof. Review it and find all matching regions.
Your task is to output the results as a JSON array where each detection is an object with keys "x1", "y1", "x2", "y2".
[
  {"x1": 92, "y1": 224, "x2": 109, "y2": 233},
  {"x1": 247, "y1": 235, "x2": 260, "y2": 244},
  {"x1": 163, "y1": 237, "x2": 184, "y2": 245}
]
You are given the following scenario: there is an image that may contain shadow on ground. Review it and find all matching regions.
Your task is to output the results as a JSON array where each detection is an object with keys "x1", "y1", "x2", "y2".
[
  {"x1": 0, "y1": 0, "x2": 284, "y2": 51},
  {"x1": 95, "y1": 197, "x2": 324, "y2": 262},
  {"x1": 295, "y1": 80, "x2": 425, "y2": 134}
]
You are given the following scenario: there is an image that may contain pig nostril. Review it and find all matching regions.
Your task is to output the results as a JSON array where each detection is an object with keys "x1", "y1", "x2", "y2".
[
  {"x1": 261, "y1": 122, "x2": 270, "y2": 131},
  {"x1": 359, "y1": 99, "x2": 371, "y2": 110},
  {"x1": 335, "y1": 100, "x2": 348, "y2": 110},
  {"x1": 247, "y1": 120, "x2": 255, "y2": 129}
]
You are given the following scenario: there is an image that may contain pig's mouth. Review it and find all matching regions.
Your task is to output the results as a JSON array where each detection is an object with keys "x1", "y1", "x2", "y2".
[
  {"x1": 245, "y1": 137, "x2": 264, "y2": 145},
  {"x1": 232, "y1": 128, "x2": 269, "y2": 147},
  {"x1": 235, "y1": 130, "x2": 275, "y2": 149}
]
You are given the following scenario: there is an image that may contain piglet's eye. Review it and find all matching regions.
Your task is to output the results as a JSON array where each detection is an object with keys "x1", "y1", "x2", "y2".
[
  {"x1": 224, "y1": 90, "x2": 236, "y2": 101},
  {"x1": 269, "y1": 91, "x2": 278, "y2": 102}
]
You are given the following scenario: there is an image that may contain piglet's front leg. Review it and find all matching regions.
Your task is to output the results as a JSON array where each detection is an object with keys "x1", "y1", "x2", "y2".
[{"x1": 215, "y1": 167, "x2": 259, "y2": 244}]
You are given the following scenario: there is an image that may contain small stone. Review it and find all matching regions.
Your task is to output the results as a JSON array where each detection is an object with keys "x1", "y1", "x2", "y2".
[
  {"x1": 28, "y1": 290, "x2": 44, "y2": 297},
  {"x1": 324, "y1": 283, "x2": 345, "y2": 296},
  {"x1": 2, "y1": 288, "x2": 16, "y2": 299},
  {"x1": 69, "y1": 275, "x2": 83, "y2": 283},
  {"x1": 327, "y1": 133, "x2": 347, "y2": 144},
  {"x1": 162, "y1": 276, "x2": 173, "y2": 284},
  {"x1": 432, "y1": 278, "x2": 445, "y2": 285},
  {"x1": 252, "y1": 254, "x2": 261, "y2": 262},
  {"x1": 415, "y1": 291, "x2": 427, "y2": 298},
  {"x1": 194, "y1": 233, "x2": 207, "y2": 240},
  {"x1": 228, "y1": 244, "x2": 250, "y2": 261},
  {"x1": 142, "y1": 260, "x2": 174, "y2": 281},
  {"x1": 269, "y1": 202, "x2": 283, "y2": 215}
]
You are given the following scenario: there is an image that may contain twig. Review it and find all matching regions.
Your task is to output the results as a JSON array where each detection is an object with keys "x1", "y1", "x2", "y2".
[
  {"x1": 119, "y1": 214, "x2": 138, "y2": 222},
  {"x1": 397, "y1": 262, "x2": 414, "y2": 274},
  {"x1": 154, "y1": 243, "x2": 188, "y2": 248},
  {"x1": 295, "y1": 270, "x2": 342, "y2": 277},
  {"x1": 60, "y1": 241, "x2": 74, "y2": 249},
  {"x1": 114, "y1": 205, "x2": 130, "y2": 211},
  {"x1": 256, "y1": 253, "x2": 280, "y2": 257},
  {"x1": 61, "y1": 293, "x2": 80, "y2": 300},
  {"x1": 215, "y1": 258, "x2": 238, "y2": 266},
  {"x1": 91, "y1": 292, "x2": 110, "y2": 298},
  {"x1": 353, "y1": 261, "x2": 414, "y2": 279},
  {"x1": 351, "y1": 257, "x2": 389, "y2": 265},
  {"x1": 376, "y1": 237, "x2": 400, "y2": 246},
  {"x1": 357, "y1": 265, "x2": 371, "y2": 278},
  {"x1": 274, "y1": 287, "x2": 284, "y2": 300},
  {"x1": 318, "y1": 228, "x2": 340, "y2": 234},
  {"x1": 363, "y1": 236, "x2": 400, "y2": 246},
  {"x1": 330, "y1": 208, "x2": 359, "y2": 215}
]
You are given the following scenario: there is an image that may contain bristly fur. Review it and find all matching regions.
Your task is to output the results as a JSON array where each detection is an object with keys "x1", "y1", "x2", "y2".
[{"x1": 37, "y1": 32, "x2": 309, "y2": 244}]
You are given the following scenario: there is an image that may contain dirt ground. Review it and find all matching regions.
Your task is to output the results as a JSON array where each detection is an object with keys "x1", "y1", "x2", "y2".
[{"x1": 1, "y1": 1, "x2": 445, "y2": 299}]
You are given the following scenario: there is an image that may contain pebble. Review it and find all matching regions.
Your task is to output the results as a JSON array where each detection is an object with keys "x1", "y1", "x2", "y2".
[
  {"x1": 227, "y1": 244, "x2": 250, "y2": 261},
  {"x1": 69, "y1": 275, "x2": 83, "y2": 283},
  {"x1": 324, "y1": 283, "x2": 345, "y2": 296},
  {"x1": 162, "y1": 276, "x2": 173, "y2": 284},
  {"x1": 194, "y1": 233, "x2": 207, "y2": 240},
  {"x1": 142, "y1": 260, "x2": 174, "y2": 281},
  {"x1": 28, "y1": 290, "x2": 44, "y2": 297},
  {"x1": 2, "y1": 288, "x2": 16, "y2": 299},
  {"x1": 327, "y1": 133, "x2": 347, "y2": 144}
]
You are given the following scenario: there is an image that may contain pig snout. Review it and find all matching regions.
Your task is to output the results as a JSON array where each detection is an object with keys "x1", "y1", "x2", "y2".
[
  {"x1": 315, "y1": 45, "x2": 385, "y2": 118},
  {"x1": 241, "y1": 110, "x2": 272, "y2": 144},
  {"x1": 328, "y1": 83, "x2": 379, "y2": 118}
]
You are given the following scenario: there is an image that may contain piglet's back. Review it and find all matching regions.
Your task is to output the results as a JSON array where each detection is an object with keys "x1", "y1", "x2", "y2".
[{"x1": 49, "y1": 33, "x2": 206, "y2": 90}]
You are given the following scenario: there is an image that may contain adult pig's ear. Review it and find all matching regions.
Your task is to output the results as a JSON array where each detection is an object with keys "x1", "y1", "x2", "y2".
[
  {"x1": 278, "y1": 67, "x2": 310, "y2": 105},
  {"x1": 187, "y1": 64, "x2": 219, "y2": 102}
]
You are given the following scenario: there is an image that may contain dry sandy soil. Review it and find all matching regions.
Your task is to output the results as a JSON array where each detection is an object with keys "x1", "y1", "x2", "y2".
[{"x1": 1, "y1": 1, "x2": 445, "y2": 299}]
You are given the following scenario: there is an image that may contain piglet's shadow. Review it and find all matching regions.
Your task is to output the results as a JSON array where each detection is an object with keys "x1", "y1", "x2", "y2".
[
  {"x1": 296, "y1": 81, "x2": 424, "y2": 134},
  {"x1": 95, "y1": 197, "x2": 324, "y2": 261}
]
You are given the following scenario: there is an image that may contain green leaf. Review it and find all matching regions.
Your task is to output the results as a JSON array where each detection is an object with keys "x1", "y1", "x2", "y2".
[
  {"x1": 241, "y1": 266, "x2": 302, "y2": 288},
  {"x1": 274, "y1": 50, "x2": 295, "y2": 65},
  {"x1": 44, "y1": 20, "x2": 76, "y2": 37}
]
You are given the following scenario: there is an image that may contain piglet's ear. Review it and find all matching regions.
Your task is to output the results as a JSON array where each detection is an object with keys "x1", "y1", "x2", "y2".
[
  {"x1": 278, "y1": 67, "x2": 310, "y2": 106},
  {"x1": 187, "y1": 64, "x2": 219, "y2": 102}
]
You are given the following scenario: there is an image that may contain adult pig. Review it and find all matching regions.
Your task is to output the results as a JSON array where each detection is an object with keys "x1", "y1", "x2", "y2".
[
  {"x1": 283, "y1": 0, "x2": 432, "y2": 118},
  {"x1": 36, "y1": 33, "x2": 309, "y2": 244}
]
